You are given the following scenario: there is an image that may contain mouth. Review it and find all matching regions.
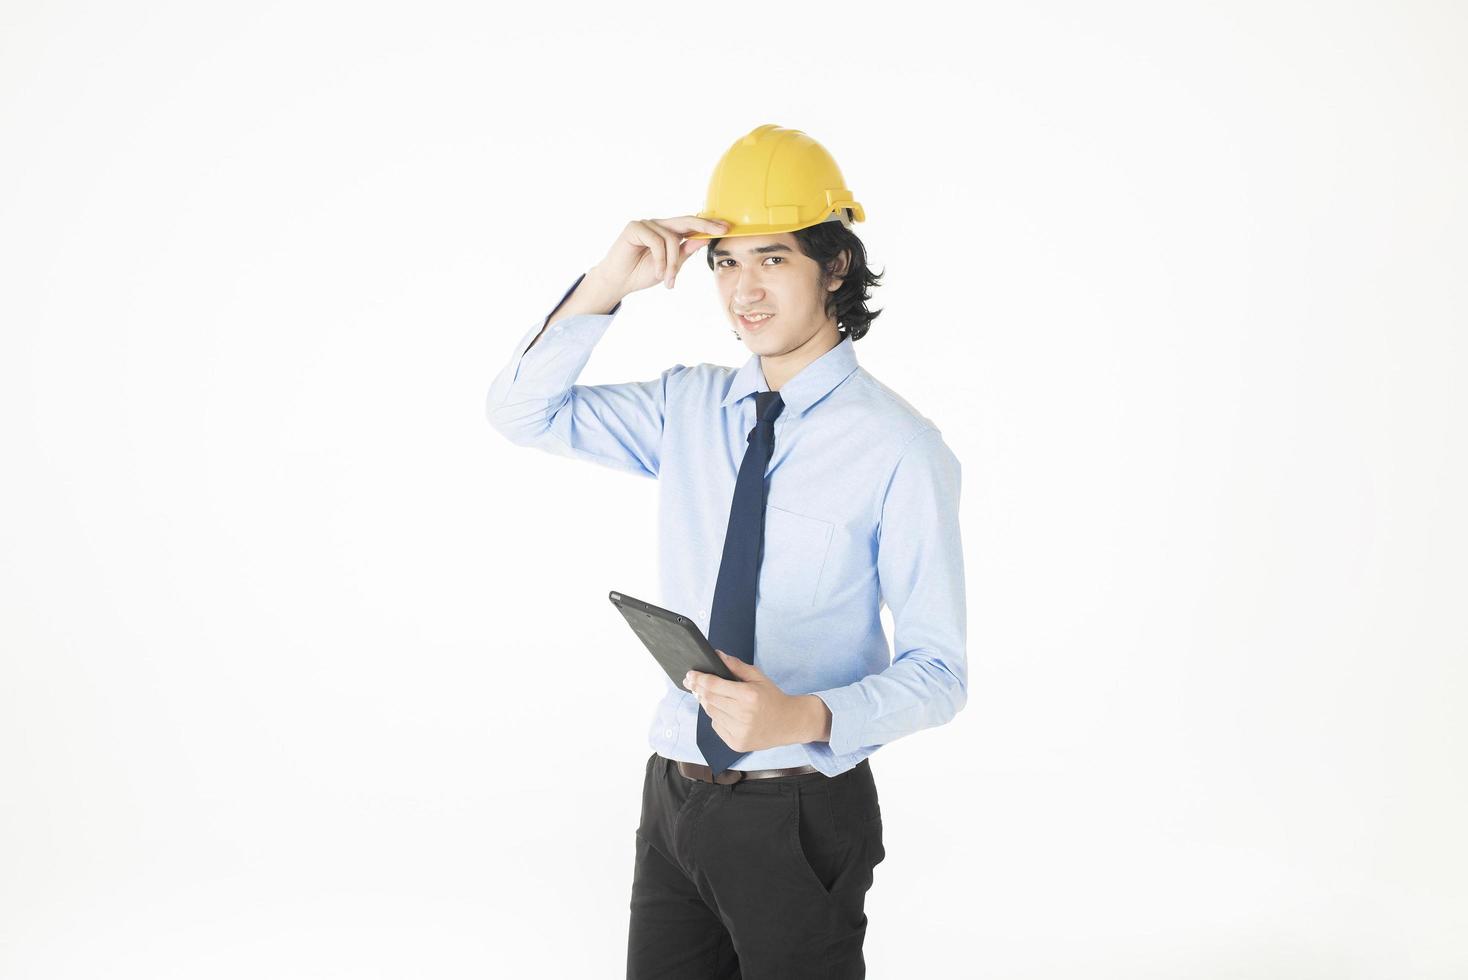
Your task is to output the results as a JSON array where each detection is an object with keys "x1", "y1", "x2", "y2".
[{"x1": 737, "y1": 312, "x2": 775, "y2": 329}]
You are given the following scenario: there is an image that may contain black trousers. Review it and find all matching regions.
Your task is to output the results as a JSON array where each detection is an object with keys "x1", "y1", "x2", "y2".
[{"x1": 627, "y1": 751, "x2": 885, "y2": 979}]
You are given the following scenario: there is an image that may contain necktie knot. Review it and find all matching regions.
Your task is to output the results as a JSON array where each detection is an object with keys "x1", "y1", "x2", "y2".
[
  {"x1": 747, "y1": 390, "x2": 785, "y2": 444},
  {"x1": 755, "y1": 389, "x2": 784, "y2": 422}
]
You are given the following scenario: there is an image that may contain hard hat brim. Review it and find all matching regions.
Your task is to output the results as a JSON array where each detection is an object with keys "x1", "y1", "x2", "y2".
[{"x1": 685, "y1": 204, "x2": 864, "y2": 240}]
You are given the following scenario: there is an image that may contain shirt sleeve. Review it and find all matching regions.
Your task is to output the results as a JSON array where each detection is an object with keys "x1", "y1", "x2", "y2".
[
  {"x1": 486, "y1": 272, "x2": 686, "y2": 480},
  {"x1": 806, "y1": 426, "x2": 969, "y2": 759}
]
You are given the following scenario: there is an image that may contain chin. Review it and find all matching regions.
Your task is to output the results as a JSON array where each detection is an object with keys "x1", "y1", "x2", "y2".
[{"x1": 740, "y1": 332, "x2": 779, "y2": 352}]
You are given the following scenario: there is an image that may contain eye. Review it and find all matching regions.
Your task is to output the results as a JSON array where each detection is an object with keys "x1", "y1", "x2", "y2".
[{"x1": 716, "y1": 257, "x2": 785, "y2": 268}]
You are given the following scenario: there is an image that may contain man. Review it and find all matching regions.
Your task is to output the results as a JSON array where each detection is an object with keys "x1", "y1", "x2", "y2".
[{"x1": 486, "y1": 124, "x2": 967, "y2": 979}]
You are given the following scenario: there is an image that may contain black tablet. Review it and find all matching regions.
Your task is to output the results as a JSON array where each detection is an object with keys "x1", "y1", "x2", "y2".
[{"x1": 609, "y1": 590, "x2": 736, "y2": 687}]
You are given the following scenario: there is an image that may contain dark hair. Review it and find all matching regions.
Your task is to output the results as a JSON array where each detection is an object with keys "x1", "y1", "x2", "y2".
[{"x1": 705, "y1": 214, "x2": 886, "y2": 341}]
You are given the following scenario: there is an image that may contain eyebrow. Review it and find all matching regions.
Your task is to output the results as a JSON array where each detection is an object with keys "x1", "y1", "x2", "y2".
[{"x1": 709, "y1": 243, "x2": 796, "y2": 258}]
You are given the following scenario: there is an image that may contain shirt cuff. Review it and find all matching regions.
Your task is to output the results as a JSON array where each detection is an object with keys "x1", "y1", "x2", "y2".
[{"x1": 808, "y1": 684, "x2": 872, "y2": 758}]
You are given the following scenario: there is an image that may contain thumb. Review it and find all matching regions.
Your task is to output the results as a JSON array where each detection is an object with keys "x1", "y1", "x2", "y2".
[
  {"x1": 675, "y1": 237, "x2": 704, "y2": 271},
  {"x1": 717, "y1": 650, "x2": 758, "y2": 675}
]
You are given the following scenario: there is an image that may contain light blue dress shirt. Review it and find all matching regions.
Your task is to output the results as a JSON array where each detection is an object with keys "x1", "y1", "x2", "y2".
[{"x1": 486, "y1": 278, "x2": 968, "y2": 777}]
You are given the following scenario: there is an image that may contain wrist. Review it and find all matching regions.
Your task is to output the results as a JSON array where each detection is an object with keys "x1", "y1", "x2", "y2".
[
  {"x1": 800, "y1": 694, "x2": 832, "y2": 743},
  {"x1": 584, "y1": 266, "x2": 628, "y2": 307}
]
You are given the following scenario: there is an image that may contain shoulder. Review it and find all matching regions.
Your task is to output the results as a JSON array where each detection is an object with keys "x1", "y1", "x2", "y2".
[
  {"x1": 838, "y1": 367, "x2": 953, "y2": 460},
  {"x1": 655, "y1": 361, "x2": 726, "y2": 399},
  {"x1": 837, "y1": 370, "x2": 964, "y2": 513}
]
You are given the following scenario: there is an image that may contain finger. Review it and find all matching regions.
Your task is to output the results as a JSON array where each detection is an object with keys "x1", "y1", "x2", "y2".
[
  {"x1": 703, "y1": 699, "x2": 736, "y2": 728},
  {"x1": 698, "y1": 675, "x2": 744, "y2": 700},
  {"x1": 654, "y1": 226, "x2": 680, "y2": 288},
  {"x1": 648, "y1": 222, "x2": 671, "y2": 282},
  {"x1": 697, "y1": 688, "x2": 741, "y2": 711},
  {"x1": 636, "y1": 221, "x2": 668, "y2": 282},
  {"x1": 674, "y1": 236, "x2": 705, "y2": 277},
  {"x1": 652, "y1": 215, "x2": 730, "y2": 237},
  {"x1": 690, "y1": 672, "x2": 738, "y2": 701},
  {"x1": 685, "y1": 670, "x2": 728, "y2": 699}
]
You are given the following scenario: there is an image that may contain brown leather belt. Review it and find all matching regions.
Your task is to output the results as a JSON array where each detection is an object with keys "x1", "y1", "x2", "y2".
[{"x1": 675, "y1": 760, "x2": 821, "y2": 784}]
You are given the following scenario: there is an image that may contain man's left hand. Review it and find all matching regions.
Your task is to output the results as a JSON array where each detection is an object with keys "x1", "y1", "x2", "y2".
[{"x1": 684, "y1": 651, "x2": 815, "y2": 753}]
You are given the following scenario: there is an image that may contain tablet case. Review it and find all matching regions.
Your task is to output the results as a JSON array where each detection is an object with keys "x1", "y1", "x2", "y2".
[{"x1": 609, "y1": 590, "x2": 736, "y2": 687}]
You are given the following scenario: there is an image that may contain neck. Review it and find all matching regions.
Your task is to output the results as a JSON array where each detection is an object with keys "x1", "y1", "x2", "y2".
[{"x1": 759, "y1": 323, "x2": 842, "y2": 392}]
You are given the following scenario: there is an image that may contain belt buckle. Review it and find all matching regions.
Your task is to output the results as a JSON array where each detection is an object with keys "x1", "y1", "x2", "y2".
[{"x1": 711, "y1": 766, "x2": 744, "y2": 785}]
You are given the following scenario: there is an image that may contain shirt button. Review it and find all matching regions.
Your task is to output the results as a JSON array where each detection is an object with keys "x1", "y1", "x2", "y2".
[{"x1": 664, "y1": 729, "x2": 673, "y2": 738}]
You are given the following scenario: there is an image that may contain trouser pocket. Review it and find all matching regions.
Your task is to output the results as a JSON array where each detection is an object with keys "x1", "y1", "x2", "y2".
[{"x1": 787, "y1": 785, "x2": 846, "y2": 904}]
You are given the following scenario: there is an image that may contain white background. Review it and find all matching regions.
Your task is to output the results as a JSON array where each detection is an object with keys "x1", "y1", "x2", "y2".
[{"x1": 2, "y1": 1, "x2": 1465, "y2": 977}]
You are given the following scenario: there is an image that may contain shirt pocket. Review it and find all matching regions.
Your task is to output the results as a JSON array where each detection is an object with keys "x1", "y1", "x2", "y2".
[{"x1": 757, "y1": 505, "x2": 835, "y2": 609}]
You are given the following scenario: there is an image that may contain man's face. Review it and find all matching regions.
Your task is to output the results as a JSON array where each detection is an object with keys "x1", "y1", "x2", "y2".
[{"x1": 711, "y1": 233, "x2": 839, "y2": 355}]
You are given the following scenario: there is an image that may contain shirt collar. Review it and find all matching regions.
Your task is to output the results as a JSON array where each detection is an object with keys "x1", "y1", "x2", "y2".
[{"x1": 719, "y1": 335, "x2": 860, "y2": 417}]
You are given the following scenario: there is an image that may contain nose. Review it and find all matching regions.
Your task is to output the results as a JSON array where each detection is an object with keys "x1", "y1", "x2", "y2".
[{"x1": 732, "y1": 276, "x2": 766, "y2": 307}]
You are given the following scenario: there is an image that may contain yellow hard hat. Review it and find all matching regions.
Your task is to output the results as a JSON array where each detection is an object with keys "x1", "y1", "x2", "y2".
[{"x1": 685, "y1": 124, "x2": 866, "y2": 240}]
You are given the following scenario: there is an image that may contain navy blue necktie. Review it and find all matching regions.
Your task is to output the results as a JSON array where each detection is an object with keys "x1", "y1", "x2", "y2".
[{"x1": 697, "y1": 389, "x2": 785, "y2": 777}]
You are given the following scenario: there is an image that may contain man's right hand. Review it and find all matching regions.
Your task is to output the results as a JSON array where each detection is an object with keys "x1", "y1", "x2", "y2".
[{"x1": 589, "y1": 216, "x2": 731, "y2": 299}]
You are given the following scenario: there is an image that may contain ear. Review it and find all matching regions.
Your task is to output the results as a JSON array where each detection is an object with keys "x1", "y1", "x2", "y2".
[{"x1": 828, "y1": 250, "x2": 850, "y2": 287}]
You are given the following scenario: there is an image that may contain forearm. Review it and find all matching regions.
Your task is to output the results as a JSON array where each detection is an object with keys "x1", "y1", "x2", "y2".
[
  {"x1": 526, "y1": 267, "x2": 625, "y2": 352},
  {"x1": 811, "y1": 653, "x2": 967, "y2": 757}
]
